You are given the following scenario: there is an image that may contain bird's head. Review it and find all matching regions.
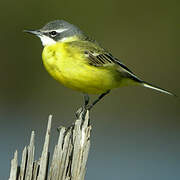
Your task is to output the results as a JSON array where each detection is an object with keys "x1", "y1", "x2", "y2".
[{"x1": 24, "y1": 20, "x2": 83, "y2": 46}]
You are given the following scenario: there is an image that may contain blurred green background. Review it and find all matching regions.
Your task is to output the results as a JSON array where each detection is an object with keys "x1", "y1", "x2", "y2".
[{"x1": 0, "y1": 0, "x2": 179, "y2": 179}]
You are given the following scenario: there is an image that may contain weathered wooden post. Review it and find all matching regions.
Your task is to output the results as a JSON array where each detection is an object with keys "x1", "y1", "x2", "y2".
[{"x1": 8, "y1": 109, "x2": 91, "y2": 180}]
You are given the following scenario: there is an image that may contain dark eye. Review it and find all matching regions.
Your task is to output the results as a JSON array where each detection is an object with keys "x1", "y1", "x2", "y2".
[{"x1": 49, "y1": 31, "x2": 57, "y2": 37}]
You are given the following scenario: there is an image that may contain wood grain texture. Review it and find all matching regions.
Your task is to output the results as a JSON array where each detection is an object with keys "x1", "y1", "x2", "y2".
[{"x1": 8, "y1": 109, "x2": 91, "y2": 180}]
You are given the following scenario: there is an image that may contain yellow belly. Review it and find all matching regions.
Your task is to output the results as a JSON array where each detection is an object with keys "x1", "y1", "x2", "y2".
[{"x1": 42, "y1": 42, "x2": 121, "y2": 94}]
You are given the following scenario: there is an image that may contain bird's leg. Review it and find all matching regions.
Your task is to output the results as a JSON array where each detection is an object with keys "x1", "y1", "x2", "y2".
[
  {"x1": 76, "y1": 94, "x2": 90, "y2": 119},
  {"x1": 84, "y1": 93, "x2": 90, "y2": 106},
  {"x1": 87, "y1": 90, "x2": 110, "y2": 110}
]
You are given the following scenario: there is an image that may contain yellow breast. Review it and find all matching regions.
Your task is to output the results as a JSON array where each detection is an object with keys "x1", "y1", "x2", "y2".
[{"x1": 42, "y1": 42, "x2": 121, "y2": 94}]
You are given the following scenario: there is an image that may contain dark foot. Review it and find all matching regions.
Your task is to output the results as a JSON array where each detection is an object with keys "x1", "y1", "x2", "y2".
[{"x1": 75, "y1": 106, "x2": 88, "y2": 119}]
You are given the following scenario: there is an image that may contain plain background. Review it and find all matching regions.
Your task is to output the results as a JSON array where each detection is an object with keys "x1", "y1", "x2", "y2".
[{"x1": 0, "y1": 0, "x2": 179, "y2": 179}]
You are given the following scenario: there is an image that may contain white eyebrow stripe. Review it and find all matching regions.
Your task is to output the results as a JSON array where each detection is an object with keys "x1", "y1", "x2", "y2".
[
  {"x1": 40, "y1": 28, "x2": 68, "y2": 33},
  {"x1": 55, "y1": 28, "x2": 68, "y2": 33}
]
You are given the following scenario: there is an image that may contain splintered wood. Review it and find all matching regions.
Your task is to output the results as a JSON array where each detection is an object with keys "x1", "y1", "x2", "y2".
[{"x1": 8, "y1": 110, "x2": 91, "y2": 180}]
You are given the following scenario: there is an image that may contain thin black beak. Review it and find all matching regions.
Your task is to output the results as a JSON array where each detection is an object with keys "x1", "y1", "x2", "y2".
[{"x1": 23, "y1": 30, "x2": 41, "y2": 36}]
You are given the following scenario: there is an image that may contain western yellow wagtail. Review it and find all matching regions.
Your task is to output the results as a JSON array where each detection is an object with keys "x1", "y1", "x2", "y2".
[{"x1": 24, "y1": 20, "x2": 176, "y2": 109}]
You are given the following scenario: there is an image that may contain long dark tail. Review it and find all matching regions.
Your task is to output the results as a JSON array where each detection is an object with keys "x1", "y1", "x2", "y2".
[
  {"x1": 142, "y1": 81, "x2": 177, "y2": 97},
  {"x1": 120, "y1": 65, "x2": 177, "y2": 97}
]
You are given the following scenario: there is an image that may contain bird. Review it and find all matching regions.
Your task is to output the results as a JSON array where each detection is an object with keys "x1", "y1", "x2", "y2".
[{"x1": 24, "y1": 20, "x2": 176, "y2": 110}]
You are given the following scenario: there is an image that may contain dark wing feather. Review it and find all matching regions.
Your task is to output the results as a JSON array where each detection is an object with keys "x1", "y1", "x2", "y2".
[
  {"x1": 68, "y1": 40, "x2": 142, "y2": 83},
  {"x1": 85, "y1": 50, "x2": 142, "y2": 83},
  {"x1": 85, "y1": 51, "x2": 133, "y2": 73}
]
